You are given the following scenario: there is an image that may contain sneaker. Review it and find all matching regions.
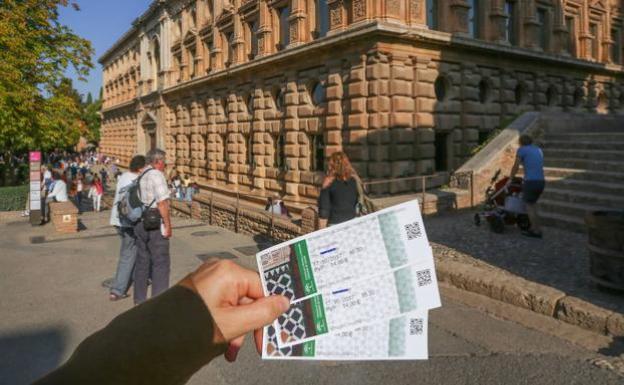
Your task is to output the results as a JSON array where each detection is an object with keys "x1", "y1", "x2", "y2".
[{"x1": 522, "y1": 230, "x2": 543, "y2": 239}]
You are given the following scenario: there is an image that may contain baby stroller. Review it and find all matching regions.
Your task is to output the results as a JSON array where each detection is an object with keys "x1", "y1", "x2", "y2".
[{"x1": 473, "y1": 169, "x2": 531, "y2": 233}]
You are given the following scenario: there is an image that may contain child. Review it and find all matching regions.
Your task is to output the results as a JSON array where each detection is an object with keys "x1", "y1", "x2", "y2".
[{"x1": 89, "y1": 175, "x2": 104, "y2": 212}]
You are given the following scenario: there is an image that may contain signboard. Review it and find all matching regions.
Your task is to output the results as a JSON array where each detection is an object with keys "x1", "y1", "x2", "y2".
[{"x1": 29, "y1": 151, "x2": 42, "y2": 225}]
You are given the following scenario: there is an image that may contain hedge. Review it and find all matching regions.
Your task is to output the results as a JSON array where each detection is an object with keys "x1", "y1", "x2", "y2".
[
  {"x1": 0, "y1": 163, "x2": 30, "y2": 187},
  {"x1": 0, "y1": 185, "x2": 29, "y2": 212}
]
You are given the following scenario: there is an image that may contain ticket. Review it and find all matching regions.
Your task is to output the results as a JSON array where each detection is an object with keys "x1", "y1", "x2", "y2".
[
  {"x1": 273, "y1": 256, "x2": 440, "y2": 348},
  {"x1": 257, "y1": 200, "x2": 429, "y2": 302},
  {"x1": 263, "y1": 311, "x2": 429, "y2": 360}
]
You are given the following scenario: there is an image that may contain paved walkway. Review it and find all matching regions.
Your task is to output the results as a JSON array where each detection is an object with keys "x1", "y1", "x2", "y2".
[{"x1": 1, "y1": 210, "x2": 623, "y2": 384}]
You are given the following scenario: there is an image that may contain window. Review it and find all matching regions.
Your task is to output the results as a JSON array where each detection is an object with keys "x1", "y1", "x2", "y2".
[
  {"x1": 278, "y1": 7, "x2": 290, "y2": 50},
  {"x1": 565, "y1": 17, "x2": 576, "y2": 55},
  {"x1": 505, "y1": 1, "x2": 517, "y2": 45},
  {"x1": 222, "y1": 134, "x2": 229, "y2": 164},
  {"x1": 434, "y1": 132, "x2": 449, "y2": 171},
  {"x1": 276, "y1": 133, "x2": 286, "y2": 169},
  {"x1": 597, "y1": 92, "x2": 609, "y2": 113},
  {"x1": 249, "y1": 21, "x2": 259, "y2": 60},
  {"x1": 546, "y1": 85, "x2": 557, "y2": 106},
  {"x1": 311, "y1": 134, "x2": 325, "y2": 171},
  {"x1": 274, "y1": 88, "x2": 285, "y2": 111},
  {"x1": 188, "y1": 47, "x2": 196, "y2": 78},
  {"x1": 514, "y1": 83, "x2": 527, "y2": 105},
  {"x1": 222, "y1": 97, "x2": 228, "y2": 116},
  {"x1": 537, "y1": 9, "x2": 548, "y2": 51},
  {"x1": 317, "y1": 0, "x2": 329, "y2": 37},
  {"x1": 434, "y1": 75, "x2": 448, "y2": 101},
  {"x1": 467, "y1": 0, "x2": 479, "y2": 38},
  {"x1": 190, "y1": 7, "x2": 197, "y2": 29},
  {"x1": 310, "y1": 82, "x2": 325, "y2": 105},
  {"x1": 573, "y1": 87, "x2": 584, "y2": 107},
  {"x1": 203, "y1": 40, "x2": 212, "y2": 72},
  {"x1": 611, "y1": 29, "x2": 621, "y2": 64},
  {"x1": 589, "y1": 23, "x2": 599, "y2": 60},
  {"x1": 247, "y1": 133, "x2": 255, "y2": 166},
  {"x1": 246, "y1": 93, "x2": 254, "y2": 115},
  {"x1": 225, "y1": 32, "x2": 234, "y2": 66},
  {"x1": 426, "y1": 0, "x2": 438, "y2": 30},
  {"x1": 153, "y1": 40, "x2": 161, "y2": 74},
  {"x1": 478, "y1": 79, "x2": 490, "y2": 103}
]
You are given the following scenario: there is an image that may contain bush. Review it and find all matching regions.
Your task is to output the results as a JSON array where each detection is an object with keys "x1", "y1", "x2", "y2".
[{"x1": 0, "y1": 185, "x2": 29, "y2": 211}]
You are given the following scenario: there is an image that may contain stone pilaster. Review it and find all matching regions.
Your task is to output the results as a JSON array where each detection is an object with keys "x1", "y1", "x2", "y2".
[
  {"x1": 408, "y1": 0, "x2": 426, "y2": 27},
  {"x1": 449, "y1": 0, "x2": 470, "y2": 35},
  {"x1": 489, "y1": 0, "x2": 508, "y2": 44},
  {"x1": 257, "y1": 0, "x2": 273, "y2": 56},
  {"x1": 289, "y1": 0, "x2": 308, "y2": 46}
]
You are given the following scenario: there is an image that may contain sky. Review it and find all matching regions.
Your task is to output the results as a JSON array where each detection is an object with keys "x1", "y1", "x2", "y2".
[{"x1": 59, "y1": 0, "x2": 154, "y2": 101}]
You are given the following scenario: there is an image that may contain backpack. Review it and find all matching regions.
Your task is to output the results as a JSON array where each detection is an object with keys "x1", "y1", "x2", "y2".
[{"x1": 117, "y1": 169, "x2": 156, "y2": 225}]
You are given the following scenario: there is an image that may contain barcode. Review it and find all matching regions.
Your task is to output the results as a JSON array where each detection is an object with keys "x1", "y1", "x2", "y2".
[
  {"x1": 409, "y1": 318, "x2": 424, "y2": 335},
  {"x1": 416, "y1": 269, "x2": 432, "y2": 287},
  {"x1": 404, "y1": 222, "x2": 422, "y2": 240}
]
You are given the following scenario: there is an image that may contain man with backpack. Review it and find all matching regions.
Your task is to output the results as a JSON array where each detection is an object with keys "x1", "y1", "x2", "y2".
[
  {"x1": 133, "y1": 148, "x2": 172, "y2": 305},
  {"x1": 108, "y1": 155, "x2": 146, "y2": 301}
]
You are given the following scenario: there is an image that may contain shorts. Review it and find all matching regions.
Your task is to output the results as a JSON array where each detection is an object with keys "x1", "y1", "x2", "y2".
[{"x1": 522, "y1": 180, "x2": 545, "y2": 204}]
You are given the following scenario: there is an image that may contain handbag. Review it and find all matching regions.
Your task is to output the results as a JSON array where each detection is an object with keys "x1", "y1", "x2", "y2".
[
  {"x1": 353, "y1": 174, "x2": 376, "y2": 216},
  {"x1": 142, "y1": 205, "x2": 161, "y2": 231}
]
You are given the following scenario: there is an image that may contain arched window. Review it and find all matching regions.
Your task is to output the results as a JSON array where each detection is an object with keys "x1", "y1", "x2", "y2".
[
  {"x1": 546, "y1": 85, "x2": 558, "y2": 106},
  {"x1": 222, "y1": 134, "x2": 229, "y2": 164},
  {"x1": 247, "y1": 132, "x2": 254, "y2": 167},
  {"x1": 246, "y1": 93, "x2": 254, "y2": 115},
  {"x1": 310, "y1": 81, "x2": 325, "y2": 106},
  {"x1": 434, "y1": 75, "x2": 449, "y2": 101},
  {"x1": 278, "y1": 6, "x2": 290, "y2": 50},
  {"x1": 274, "y1": 88, "x2": 285, "y2": 111}
]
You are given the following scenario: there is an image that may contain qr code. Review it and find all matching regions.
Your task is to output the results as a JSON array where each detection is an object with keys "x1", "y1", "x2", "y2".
[
  {"x1": 409, "y1": 318, "x2": 424, "y2": 335},
  {"x1": 416, "y1": 269, "x2": 432, "y2": 287},
  {"x1": 404, "y1": 222, "x2": 422, "y2": 240}
]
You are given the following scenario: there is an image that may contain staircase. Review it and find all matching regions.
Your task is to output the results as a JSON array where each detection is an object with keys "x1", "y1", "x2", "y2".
[{"x1": 539, "y1": 130, "x2": 624, "y2": 232}]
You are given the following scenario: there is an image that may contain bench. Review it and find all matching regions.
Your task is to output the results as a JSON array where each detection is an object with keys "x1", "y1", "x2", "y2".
[{"x1": 49, "y1": 201, "x2": 79, "y2": 233}]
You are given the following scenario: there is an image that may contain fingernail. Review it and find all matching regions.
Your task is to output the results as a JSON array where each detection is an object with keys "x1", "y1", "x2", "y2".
[
  {"x1": 279, "y1": 297, "x2": 291, "y2": 312},
  {"x1": 225, "y1": 344, "x2": 239, "y2": 362}
]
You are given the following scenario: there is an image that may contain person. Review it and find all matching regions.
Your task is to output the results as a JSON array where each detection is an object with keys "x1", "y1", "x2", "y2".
[
  {"x1": 318, "y1": 151, "x2": 359, "y2": 228},
  {"x1": 42, "y1": 166, "x2": 53, "y2": 192},
  {"x1": 510, "y1": 134, "x2": 545, "y2": 239},
  {"x1": 74, "y1": 174, "x2": 84, "y2": 213},
  {"x1": 134, "y1": 148, "x2": 172, "y2": 305},
  {"x1": 171, "y1": 174, "x2": 183, "y2": 200},
  {"x1": 265, "y1": 194, "x2": 289, "y2": 217},
  {"x1": 108, "y1": 155, "x2": 147, "y2": 301},
  {"x1": 32, "y1": 259, "x2": 290, "y2": 384},
  {"x1": 88, "y1": 175, "x2": 104, "y2": 212},
  {"x1": 44, "y1": 171, "x2": 69, "y2": 222}
]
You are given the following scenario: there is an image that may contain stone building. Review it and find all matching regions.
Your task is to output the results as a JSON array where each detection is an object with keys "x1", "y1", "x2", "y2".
[{"x1": 99, "y1": 0, "x2": 624, "y2": 204}]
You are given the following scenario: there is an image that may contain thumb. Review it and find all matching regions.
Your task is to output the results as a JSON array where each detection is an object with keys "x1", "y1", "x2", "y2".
[{"x1": 215, "y1": 295, "x2": 290, "y2": 341}]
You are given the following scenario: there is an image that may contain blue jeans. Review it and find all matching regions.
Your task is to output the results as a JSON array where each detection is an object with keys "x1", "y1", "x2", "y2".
[
  {"x1": 110, "y1": 227, "x2": 137, "y2": 296},
  {"x1": 185, "y1": 187, "x2": 195, "y2": 201}
]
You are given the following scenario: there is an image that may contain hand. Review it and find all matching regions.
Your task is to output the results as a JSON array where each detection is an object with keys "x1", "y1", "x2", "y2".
[
  {"x1": 183, "y1": 260, "x2": 290, "y2": 362},
  {"x1": 163, "y1": 224, "x2": 172, "y2": 238}
]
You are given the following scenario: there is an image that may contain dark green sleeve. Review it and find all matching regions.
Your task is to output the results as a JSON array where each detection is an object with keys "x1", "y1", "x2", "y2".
[{"x1": 33, "y1": 286, "x2": 227, "y2": 385}]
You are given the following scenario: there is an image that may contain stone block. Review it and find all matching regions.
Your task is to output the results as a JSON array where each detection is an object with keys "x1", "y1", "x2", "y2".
[
  {"x1": 416, "y1": 112, "x2": 434, "y2": 127},
  {"x1": 415, "y1": 143, "x2": 435, "y2": 159},
  {"x1": 350, "y1": 67, "x2": 366, "y2": 82},
  {"x1": 391, "y1": 161, "x2": 415, "y2": 177},
  {"x1": 326, "y1": 85, "x2": 343, "y2": 100},
  {"x1": 327, "y1": 100, "x2": 342, "y2": 115},
  {"x1": 348, "y1": 81, "x2": 367, "y2": 97},
  {"x1": 390, "y1": 80, "x2": 412, "y2": 96},
  {"x1": 392, "y1": 129, "x2": 415, "y2": 143},
  {"x1": 555, "y1": 296, "x2": 610, "y2": 334},
  {"x1": 350, "y1": 98, "x2": 367, "y2": 113},
  {"x1": 417, "y1": 69, "x2": 438, "y2": 83},
  {"x1": 418, "y1": 98, "x2": 436, "y2": 113},
  {"x1": 325, "y1": 116, "x2": 343, "y2": 130},
  {"x1": 367, "y1": 97, "x2": 391, "y2": 113},
  {"x1": 366, "y1": 63, "x2": 390, "y2": 80},
  {"x1": 392, "y1": 65, "x2": 413, "y2": 81},
  {"x1": 390, "y1": 144, "x2": 413, "y2": 160},
  {"x1": 368, "y1": 162, "x2": 391, "y2": 177},
  {"x1": 348, "y1": 114, "x2": 368, "y2": 129},
  {"x1": 416, "y1": 83, "x2": 436, "y2": 98},
  {"x1": 369, "y1": 145, "x2": 389, "y2": 161},
  {"x1": 391, "y1": 112, "x2": 413, "y2": 128},
  {"x1": 368, "y1": 113, "x2": 389, "y2": 129},
  {"x1": 392, "y1": 96, "x2": 415, "y2": 112},
  {"x1": 368, "y1": 80, "x2": 389, "y2": 96}
]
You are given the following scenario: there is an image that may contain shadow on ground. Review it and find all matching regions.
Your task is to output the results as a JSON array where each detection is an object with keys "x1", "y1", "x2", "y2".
[
  {"x1": 425, "y1": 210, "x2": 624, "y2": 315},
  {"x1": 0, "y1": 326, "x2": 67, "y2": 385}
]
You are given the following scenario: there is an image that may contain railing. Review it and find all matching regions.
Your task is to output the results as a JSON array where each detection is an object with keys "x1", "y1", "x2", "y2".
[
  {"x1": 449, "y1": 170, "x2": 475, "y2": 207},
  {"x1": 362, "y1": 174, "x2": 445, "y2": 212}
]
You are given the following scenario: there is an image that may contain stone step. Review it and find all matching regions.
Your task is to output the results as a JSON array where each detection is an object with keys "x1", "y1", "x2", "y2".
[
  {"x1": 539, "y1": 199, "x2": 616, "y2": 220},
  {"x1": 544, "y1": 167, "x2": 624, "y2": 183},
  {"x1": 542, "y1": 140, "x2": 624, "y2": 151},
  {"x1": 542, "y1": 148, "x2": 624, "y2": 162},
  {"x1": 539, "y1": 211, "x2": 586, "y2": 233},
  {"x1": 545, "y1": 177, "x2": 624, "y2": 196},
  {"x1": 542, "y1": 187, "x2": 624, "y2": 209},
  {"x1": 544, "y1": 158, "x2": 624, "y2": 172},
  {"x1": 543, "y1": 132, "x2": 624, "y2": 142}
]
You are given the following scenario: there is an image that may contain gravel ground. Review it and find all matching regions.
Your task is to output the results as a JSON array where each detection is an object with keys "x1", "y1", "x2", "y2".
[{"x1": 424, "y1": 209, "x2": 624, "y2": 315}]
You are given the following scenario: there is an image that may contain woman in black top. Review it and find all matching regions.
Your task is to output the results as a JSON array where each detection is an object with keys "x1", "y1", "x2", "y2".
[{"x1": 318, "y1": 151, "x2": 359, "y2": 228}]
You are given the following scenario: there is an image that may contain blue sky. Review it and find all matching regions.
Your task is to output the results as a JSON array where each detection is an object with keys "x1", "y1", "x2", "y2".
[{"x1": 59, "y1": 0, "x2": 153, "y2": 100}]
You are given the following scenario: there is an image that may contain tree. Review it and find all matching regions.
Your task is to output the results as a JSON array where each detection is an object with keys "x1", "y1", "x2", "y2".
[{"x1": 0, "y1": 0, "x2": 93, "y2": 154}]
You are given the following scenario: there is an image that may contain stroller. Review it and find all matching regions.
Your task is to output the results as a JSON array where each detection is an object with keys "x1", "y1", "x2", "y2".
[{"x1": 473, "y1": 169, "x2": 531, "y2": 233}]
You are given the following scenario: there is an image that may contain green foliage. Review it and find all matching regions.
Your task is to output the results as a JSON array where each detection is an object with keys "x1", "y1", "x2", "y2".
[
  {"x1": 0, "y1": 163, "x2": 29, "y2": 187},
  {"x1": 82, "y1": 96, "x2": 102, "y2": 143},
  {"x1": 470, "y1": 114, "x2": 521, "y2": 156},
  {"x1": 0, "y1": 185, "x2": 29, "y2": 211},
  {"x1": 0, "y1": 0, "x2": 94, "y2": 154}
]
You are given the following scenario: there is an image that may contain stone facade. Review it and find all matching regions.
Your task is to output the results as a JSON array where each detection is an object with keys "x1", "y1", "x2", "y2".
[{"x1": 100, "y1": 0, "x2": 624, "y2": 203}]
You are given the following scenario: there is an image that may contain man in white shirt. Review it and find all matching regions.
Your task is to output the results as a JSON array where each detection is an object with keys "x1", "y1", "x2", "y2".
[
  {"x1": 44, "y1": 171, "x2": 68, "y2": 222},
  {"x1": 133, "y1": 149, "x2": 172, "y2": 305},
  {"x1": 109, "y1": 155, "x2": 146, "y2": 301}
]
